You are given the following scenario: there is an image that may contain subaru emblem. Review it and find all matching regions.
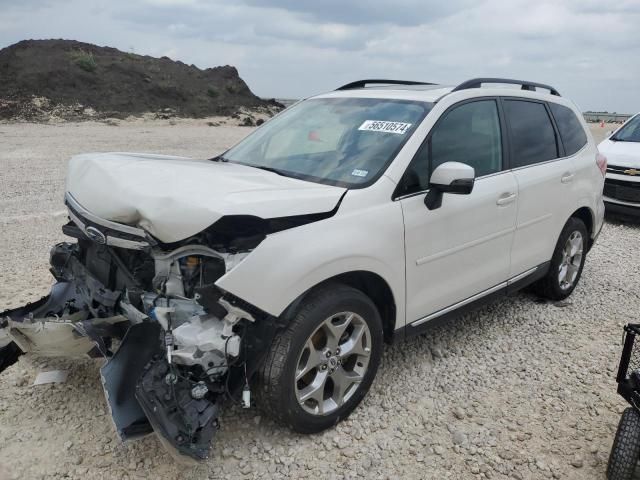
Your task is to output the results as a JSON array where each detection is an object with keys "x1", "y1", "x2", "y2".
[{"x1": 85, "y1": 226, "x2": 107, "y2": 244}]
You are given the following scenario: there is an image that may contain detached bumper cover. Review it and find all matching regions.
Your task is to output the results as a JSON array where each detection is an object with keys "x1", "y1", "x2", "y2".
[{"x1": 100, "y1": 322, "x2": 162, "y2": 440}]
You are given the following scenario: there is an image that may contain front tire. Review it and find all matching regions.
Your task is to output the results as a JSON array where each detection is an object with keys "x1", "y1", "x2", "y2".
[
  {"x1": 533, "y1": 217, "x2": 588, "y2": 301},
  {"x1": 256, "y1": 283, "x2": 383, "y2": 433}
]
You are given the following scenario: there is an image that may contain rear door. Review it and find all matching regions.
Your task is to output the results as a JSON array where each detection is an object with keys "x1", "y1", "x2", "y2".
[
  {"x1": 503, "y1": 99, "x2": 577, "y2": 276},
  {"x1": 398, "y1": 98, "x2": 518, "y2": 324},
  {"x1": 548, "y1": 102, "x2": 598, "y2": 219}
]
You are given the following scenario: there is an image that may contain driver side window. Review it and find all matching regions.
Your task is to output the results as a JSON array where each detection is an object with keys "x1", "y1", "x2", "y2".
[{"x1": 396, "y1": 99, "x2": 503, "y2": 197}]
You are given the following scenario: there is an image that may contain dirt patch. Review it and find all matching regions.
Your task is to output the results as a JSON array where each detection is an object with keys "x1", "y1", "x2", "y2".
[{"x1": 0, "y1": 39, "x2": 283, "y2": 121}]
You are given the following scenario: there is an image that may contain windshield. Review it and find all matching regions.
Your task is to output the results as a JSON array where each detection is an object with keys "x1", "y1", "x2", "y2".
[
  {"x1": 222, "y1": 97, "x2": 432, "y2": 187},
  {"x1": 612, "y1": 115, "x2": 640, "y2": 142}
]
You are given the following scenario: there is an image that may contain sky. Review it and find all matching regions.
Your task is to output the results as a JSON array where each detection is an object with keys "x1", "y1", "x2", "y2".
[{"x1": 1, "y1": 0, "x2": 639, "y2": 113}]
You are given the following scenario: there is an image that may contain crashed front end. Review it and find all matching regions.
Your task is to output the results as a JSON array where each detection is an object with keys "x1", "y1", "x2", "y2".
[{"x1": 0, "y1": 193, "x2": 281, "y2": 461}]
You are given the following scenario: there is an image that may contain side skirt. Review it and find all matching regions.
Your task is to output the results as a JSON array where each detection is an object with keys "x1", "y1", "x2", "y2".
[{"x1": 399, "y1": 262, "x2": 550, "y2": 339}]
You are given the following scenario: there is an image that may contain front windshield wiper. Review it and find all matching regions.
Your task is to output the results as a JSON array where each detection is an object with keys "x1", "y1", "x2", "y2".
[{"x1": 209, "y1": 156, "x2": 290, "y2": 177}]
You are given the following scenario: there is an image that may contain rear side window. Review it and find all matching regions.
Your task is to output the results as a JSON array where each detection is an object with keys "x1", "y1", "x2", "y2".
[
  {"x1": 504, "y1": 100, "x2": 558, "y2": 168},
  {"x1": 549, "y1": 103, "x2": 588, "y2": 155}
]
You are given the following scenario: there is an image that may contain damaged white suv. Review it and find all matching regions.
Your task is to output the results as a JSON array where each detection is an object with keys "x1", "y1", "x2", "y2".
[{"x1": 0, "y1": 78, "x2": 605, "y2": 461}]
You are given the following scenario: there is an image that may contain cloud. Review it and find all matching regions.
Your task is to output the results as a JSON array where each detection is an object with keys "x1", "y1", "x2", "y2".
[
  {"x1": 0, "y1": 0, "x2": 638, "y2": 112},
  {"x1": 237, "y1": 0, "x2": 476, "y2": 26}
]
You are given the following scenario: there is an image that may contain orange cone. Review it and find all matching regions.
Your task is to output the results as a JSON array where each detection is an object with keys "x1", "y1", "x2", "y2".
[{"x1": 600, "y1": 120, "x2": 605, "y2": 128}]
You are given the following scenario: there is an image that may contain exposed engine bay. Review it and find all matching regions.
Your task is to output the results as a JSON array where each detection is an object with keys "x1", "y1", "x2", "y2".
[{"x1": 0, "y1": 194, "x2": 288, "y2": 461}]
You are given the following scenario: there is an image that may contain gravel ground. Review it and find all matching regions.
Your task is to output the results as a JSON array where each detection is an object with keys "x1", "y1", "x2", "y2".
[{"x1": 0, "y1": 120, "x2": 637, "y2": 480}]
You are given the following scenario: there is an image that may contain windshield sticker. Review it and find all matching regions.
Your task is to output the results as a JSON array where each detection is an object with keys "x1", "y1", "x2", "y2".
[
  {"x1": 358, "y1": 120, "x2": 412, "y2": 135},
  {"x1": 351, "y1": 169, "x2": 369, "y2": 177}
]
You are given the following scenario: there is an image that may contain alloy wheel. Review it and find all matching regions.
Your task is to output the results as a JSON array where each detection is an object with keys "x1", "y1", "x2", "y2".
[
  {"x1": 558, "y1": 230, "x2": 583, "y2": 290},
  {"x1": 294, "y1": 312, "x2": 371, "y2": 416}
]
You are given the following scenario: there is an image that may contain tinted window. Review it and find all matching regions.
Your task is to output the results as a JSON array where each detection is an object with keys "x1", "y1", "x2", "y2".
[
  {"x1": 431, "y1": 100, "x2": 502, "y2": 176},
  {"x1": 504, "y1": 100, "x2": 558, "y2": 168},
  {"x1": 396, "y1": 100, "x2": 502, "y2": 196},
  {"x1": 549, "y1": 103, "x2": 588, "y2": 155}
]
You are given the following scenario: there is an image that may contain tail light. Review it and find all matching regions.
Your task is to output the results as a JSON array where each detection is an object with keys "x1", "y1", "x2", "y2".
[{"x1": 596, "y1": 152, "x2": 607, "y2": 177}]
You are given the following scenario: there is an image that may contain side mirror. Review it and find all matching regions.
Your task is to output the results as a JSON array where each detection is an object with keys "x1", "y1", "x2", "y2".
[{"x1": 424, "y1": 162, "x2": 475, "y2": 210}]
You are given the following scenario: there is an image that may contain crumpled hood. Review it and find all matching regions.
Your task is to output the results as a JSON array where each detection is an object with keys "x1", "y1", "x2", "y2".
[
  {"x1": 599, "y1": 139, "x2": 640, "y2": 167},
  {"x1": 66, "y1": 152, "x2": 346, "y2": 243}
]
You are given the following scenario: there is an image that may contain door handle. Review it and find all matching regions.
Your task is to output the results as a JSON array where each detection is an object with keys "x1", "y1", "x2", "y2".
[
  {"x1": 561, "y1": 172, "x2": 575, "y2": 184},
  {"x1": 496, "y1": 192, "x2": 517, "y2": 206}
]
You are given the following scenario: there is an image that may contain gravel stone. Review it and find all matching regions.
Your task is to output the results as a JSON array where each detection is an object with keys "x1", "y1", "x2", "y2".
[
  {"x1": 570, "y1": 455, "x2": 584, "y2": 468},
  {"x1": 452, "y1": 430, "x2": 467, "y2": 446}
]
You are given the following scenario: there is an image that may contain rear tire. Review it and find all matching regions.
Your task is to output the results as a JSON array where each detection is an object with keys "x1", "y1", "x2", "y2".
[
  {"x1": 533, "y1": 217, "x2": 587, "y2": 301},
  {"x1": 256, "y1": 283, "x2": 383, "y2": 434},
  {"x1": 607, "y1": 408, "x2": 640, "y2": 480}
]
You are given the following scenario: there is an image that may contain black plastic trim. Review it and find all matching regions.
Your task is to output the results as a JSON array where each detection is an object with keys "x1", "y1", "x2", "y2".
[
  {"x1": 396, "y1": 262, "x2": 549, "y2": 340},
  {"x1": 452, "y1": 78, "x2": 561, "y2": 96},
  {"x1": 543, "y1": 100, "x2": 567, "y2": 158},
  {"x1": 605, "y1": 200, "x2": 640, "y2": 218},
  {"x1": 336, "y1": 79, "x2": 437, "y2": 90}
]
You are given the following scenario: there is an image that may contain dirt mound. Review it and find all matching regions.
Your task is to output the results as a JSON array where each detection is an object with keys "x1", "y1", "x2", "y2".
[{"x1": 0, "y1": 39, "x2": 282, "y2": 120}]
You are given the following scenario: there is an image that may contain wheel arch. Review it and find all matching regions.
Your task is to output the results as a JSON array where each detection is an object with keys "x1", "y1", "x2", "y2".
[
  {"x1": 570, "y1": 206, "x2": 595, "y2": 249},
  {"x1": 281, "y1": 270, "x2": 398, "y2": 344}
]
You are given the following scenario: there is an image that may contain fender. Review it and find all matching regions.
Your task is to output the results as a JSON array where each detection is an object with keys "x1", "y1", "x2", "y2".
[{"x1": 216, "y1": 184, "x2": 407, "y2": 330}]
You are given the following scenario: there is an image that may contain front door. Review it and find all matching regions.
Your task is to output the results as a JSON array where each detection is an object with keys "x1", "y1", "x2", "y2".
[{"x1": 396, "y1": 98, "x2": 518, "y2": 324}]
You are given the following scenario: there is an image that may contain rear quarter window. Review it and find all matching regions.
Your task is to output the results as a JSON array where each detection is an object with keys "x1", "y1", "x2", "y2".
[{"x1": 549, "y1": 103, "x2": 588, "y2": 156}]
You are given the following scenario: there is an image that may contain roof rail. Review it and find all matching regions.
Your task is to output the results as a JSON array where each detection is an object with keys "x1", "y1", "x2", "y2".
[
  {"x1": 336, "y1": 79, "x2": 437, "y2": 90},
  {"x1": 451, "y1": 78, "x2": 561, "y2": 96}
]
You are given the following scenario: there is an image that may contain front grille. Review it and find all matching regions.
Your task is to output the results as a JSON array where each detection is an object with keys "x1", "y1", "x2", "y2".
[
  {"x1": 604, "y1": 178, "x2": 640, "y2": 203},
  {"x1": 67, "y1": 202, "x2": 146, "y2": 243},
  {"x1": 65, "y1": 193, "x2": 153, "y2": 250},
  {"x1": 607, "y1": 164, "x2": 640, "y2": 176}
]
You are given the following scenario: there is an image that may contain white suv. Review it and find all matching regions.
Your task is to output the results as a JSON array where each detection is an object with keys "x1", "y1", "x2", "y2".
[{"x1": 0, "y1": 78, "x2": 605, "y2": 461}]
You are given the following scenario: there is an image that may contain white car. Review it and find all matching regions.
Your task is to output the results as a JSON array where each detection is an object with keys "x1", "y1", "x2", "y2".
[
  {"x1": 0, "y1": 78, "x2": 605, "y2": 461},
  {"x1": 598, "y1": 113, "x2": 640, "y2": 217}
]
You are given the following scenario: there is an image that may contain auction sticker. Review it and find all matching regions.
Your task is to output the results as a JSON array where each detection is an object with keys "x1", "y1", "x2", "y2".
[{"x1": 358, "y1": 120, "x2": 412, "y2": 135}]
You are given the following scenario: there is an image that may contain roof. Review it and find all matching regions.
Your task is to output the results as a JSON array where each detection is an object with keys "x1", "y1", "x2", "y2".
[{"x1": 314, "y1": 78, "x2": 563, "y2": 104}]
